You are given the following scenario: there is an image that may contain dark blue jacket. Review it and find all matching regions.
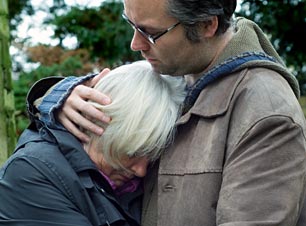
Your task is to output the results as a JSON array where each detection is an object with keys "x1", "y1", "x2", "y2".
[{"x1": 0, "y1": 123, "x2": 142, "y2": 226}]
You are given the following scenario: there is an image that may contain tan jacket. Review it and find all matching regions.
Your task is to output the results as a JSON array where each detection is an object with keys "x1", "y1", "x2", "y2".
[
  {"x1": 142, "y1": 67, "x2": 306, "y2": 226},
  {"x1": 142, "y1": 18, "x2": 306, "y2": 226}
]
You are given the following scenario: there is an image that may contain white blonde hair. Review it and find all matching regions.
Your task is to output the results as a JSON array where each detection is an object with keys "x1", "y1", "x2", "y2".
[{"x1": 89, "y1": 61, "x2": 186, "y2": 168}]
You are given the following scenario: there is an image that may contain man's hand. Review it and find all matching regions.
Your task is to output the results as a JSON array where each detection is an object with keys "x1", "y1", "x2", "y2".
[{"x1": 58, "y1": 69, "x2": 111, "y2": 143}]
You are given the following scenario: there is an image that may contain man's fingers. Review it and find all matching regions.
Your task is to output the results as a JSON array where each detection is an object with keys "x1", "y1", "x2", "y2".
[
  {"x1": 56, "y1": 78, "x2": 112, "y2": 141},
  {"x1": 62, "y1": 96, "x2": 108, "y2": 131},
  {"x1": 67, "y1": 86, "x2": 111, "y2": 123},
  {"x1": 59, "y1": 108, "x2": 105, "y2": 142},
  {"x1": 73, "y1": 85, "x2": 111, "y2": 106},
  {"x1": 92, "y1": 68, "x2": 110, "y2": 85},
  {"x1": 86, "y1": 68, "x2": 110, "y2": 87}
]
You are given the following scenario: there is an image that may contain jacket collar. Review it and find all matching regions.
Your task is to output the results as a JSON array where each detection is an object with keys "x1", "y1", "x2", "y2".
[
  {"x1": 221, "y1": 17, "x2": 299, "y2": 97},
  {"x1": 182, "y1": 52, "x2": 276, "y2": 114},
  {"x1": 178, "y1": 68, "x2": 246, "y2": 124}
]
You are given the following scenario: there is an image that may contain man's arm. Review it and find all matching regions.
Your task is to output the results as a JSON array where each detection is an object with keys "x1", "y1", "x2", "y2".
[
  {"x1": 218, "y1": 116, "x2": 306, "y2": 225},
  {"x1": 27, "y1": 69, "x2": 111, "y2": 142}
]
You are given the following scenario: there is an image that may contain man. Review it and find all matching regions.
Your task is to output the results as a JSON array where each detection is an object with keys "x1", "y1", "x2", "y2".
[{"x1": 28, "y1": 0, "x2": 306, "y2": 225}]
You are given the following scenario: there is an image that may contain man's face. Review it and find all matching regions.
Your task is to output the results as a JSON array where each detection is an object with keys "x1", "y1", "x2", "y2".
[{"x1": 123, "y1": 0, "x2": 206, "y2": 76}]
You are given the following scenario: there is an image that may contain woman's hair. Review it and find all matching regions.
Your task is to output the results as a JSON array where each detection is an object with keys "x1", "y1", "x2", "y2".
[
  {"x1": 89, "y1": 61, "x2": 186, "y2": 169},
  {"x1": 166, "y1": 0, "x2": 237, "y2": 42}
]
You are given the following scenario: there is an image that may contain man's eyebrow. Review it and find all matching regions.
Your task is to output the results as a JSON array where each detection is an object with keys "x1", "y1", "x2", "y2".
[
  {"x1": 123, "y1": 12, "x2": 164, "y2": 31},
  {"x1": 138, "y1": 24, "x2": 162, "y2": 32}
]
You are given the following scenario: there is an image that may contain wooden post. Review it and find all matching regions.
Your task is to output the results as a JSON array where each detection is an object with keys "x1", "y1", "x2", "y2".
[{"x1": 0, "y1": 0, "x2": 16, "y2": 164}]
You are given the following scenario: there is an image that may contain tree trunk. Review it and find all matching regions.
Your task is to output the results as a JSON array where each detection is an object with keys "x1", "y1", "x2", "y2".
[{"x1": 0, "y1": 0, "x2": 16, "y2": 165}]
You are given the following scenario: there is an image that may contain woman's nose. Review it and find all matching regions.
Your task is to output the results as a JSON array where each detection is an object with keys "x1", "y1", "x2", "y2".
[{"x1": 130, "y1": 157, "x2": 149, "y2": 177}]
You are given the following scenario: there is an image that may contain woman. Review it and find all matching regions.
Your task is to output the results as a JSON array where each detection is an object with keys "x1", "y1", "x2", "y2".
[{"x1": 0, "y1": 61, "x2": 186, "y2": 226}]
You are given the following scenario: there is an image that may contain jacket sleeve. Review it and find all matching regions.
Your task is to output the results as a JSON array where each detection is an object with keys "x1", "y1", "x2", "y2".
[
  {"x1": 26, "y1": 74, "x2": 96, "y2": 130},
  {"x1": 217, "y1": 115, "x2": 306, "y2": 226},
  {"x1": 0, "y1": 156, "x2": 94, "y2": 226}
]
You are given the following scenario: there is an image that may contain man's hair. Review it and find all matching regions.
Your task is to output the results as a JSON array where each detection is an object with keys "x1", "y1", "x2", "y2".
[
  {"x1": 89, "y1": 61, "x2": 186, "y2": 169},
  {"x1": 167, "y1": 0, "x2": 237, "y2": 42}
]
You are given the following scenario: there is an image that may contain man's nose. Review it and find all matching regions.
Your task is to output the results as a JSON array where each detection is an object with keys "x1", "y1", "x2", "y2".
[
  {"x1": 130, "y1": 30, "x2": 150, "y2": 52},
  {"x1": 131, "y1": 157, "x2": 149, "y2": 177}
]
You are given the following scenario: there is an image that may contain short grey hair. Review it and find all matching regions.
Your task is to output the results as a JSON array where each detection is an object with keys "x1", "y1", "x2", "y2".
[
  {"x1": 166, "y1": 0, "x2": 237, "y2": 42},
  {"x1": 89, "y1": 61, "x2": 186, "y2": 168}
]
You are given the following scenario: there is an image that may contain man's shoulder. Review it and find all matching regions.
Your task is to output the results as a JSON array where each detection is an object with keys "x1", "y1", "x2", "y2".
[
  {"x1": 190, "y1": 67, "x2": 302, "y2": 119},
  {"x1": 240, "y1": 67, "x2": 298, "y2": 101}
]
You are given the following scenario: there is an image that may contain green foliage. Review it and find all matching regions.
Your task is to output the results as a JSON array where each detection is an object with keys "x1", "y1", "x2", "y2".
[
  {"x1": 237, "y1": 0, "x2": 306, "y2": 93},
  {"x1": 50, "y1": 0, "x2": 141, "y2": 66},
  {"x1": 1, "y1": 0, "x2": 17, "y2": 161},
  {"x1": 299, "y1": 96, "x2": 306, "y2": 116},
  {"x1": 8, "y1": 0, "x2": 33, "y2": 36}
]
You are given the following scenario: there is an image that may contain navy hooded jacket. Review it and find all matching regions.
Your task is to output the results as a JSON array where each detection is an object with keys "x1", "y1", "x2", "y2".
[{"x1": 0, "y1": 123, "x2": 142, "y2": 226}]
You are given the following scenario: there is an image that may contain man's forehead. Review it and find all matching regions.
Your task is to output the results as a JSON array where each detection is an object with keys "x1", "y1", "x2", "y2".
[{"x1": 123, "y1": 0, "x2": 169, "y2": 21}]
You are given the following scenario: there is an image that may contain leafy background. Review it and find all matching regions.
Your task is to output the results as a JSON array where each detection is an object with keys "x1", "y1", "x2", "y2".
[{"x1": 8, "y1": 0, "x2": 306, "y2": 136}]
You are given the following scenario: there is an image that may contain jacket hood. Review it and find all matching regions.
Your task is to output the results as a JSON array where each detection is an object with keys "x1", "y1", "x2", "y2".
[{"x1": 217, "y1": 17, "x2": 300, "y2": 97}]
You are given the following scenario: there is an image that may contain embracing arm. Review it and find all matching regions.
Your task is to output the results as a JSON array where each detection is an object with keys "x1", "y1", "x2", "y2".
[
  {"x1": 217, "y1": 116, "x2": 306, "y2": 226},
  {"x1": 27, "y1": 69, "x2": 111, "y2": 142}
]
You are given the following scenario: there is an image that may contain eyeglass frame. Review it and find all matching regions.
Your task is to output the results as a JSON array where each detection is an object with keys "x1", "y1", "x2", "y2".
[{"x1": 122, "y1": 13, "x2": 180, "y2": 44}]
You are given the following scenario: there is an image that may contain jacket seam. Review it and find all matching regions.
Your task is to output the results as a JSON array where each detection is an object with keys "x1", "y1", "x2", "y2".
[{"x1": 237, "y1": 114, "x2": 306, "y2": 147}]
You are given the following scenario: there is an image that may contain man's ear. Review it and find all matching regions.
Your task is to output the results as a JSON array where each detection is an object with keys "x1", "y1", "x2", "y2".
[{"x1": 202, "y1": 16, "x2": 218, "y2": 38}]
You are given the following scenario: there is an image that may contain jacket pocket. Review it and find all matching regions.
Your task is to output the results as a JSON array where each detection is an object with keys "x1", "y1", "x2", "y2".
[{"x1": 159, "y1": 116, "x2": 226, "y2": 175}]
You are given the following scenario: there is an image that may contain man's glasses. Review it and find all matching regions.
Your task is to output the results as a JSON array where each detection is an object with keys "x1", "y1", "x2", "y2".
[{"x1": 122, "y1": 13, "x2": 180, "y2": 44}]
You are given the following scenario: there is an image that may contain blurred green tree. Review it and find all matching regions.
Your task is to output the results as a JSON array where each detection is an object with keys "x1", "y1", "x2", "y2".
[
  {"x1": 0, "y1": 0, "x2": 16, "y2": 164},
  {"x1": 49, "y1": 0, "x2": 140, "y2": 66},
  {"x1": 8, "y1": 0, "x2": 33, "y2": 35},
  {"x1": 237, "y1": 0, "x2": 306, "y2": 93}
]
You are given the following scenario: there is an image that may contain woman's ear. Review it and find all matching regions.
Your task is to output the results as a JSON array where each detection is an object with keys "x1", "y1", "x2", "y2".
[{"x1": 202, "y1": 16, "x2": 218, "y2": 38}]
